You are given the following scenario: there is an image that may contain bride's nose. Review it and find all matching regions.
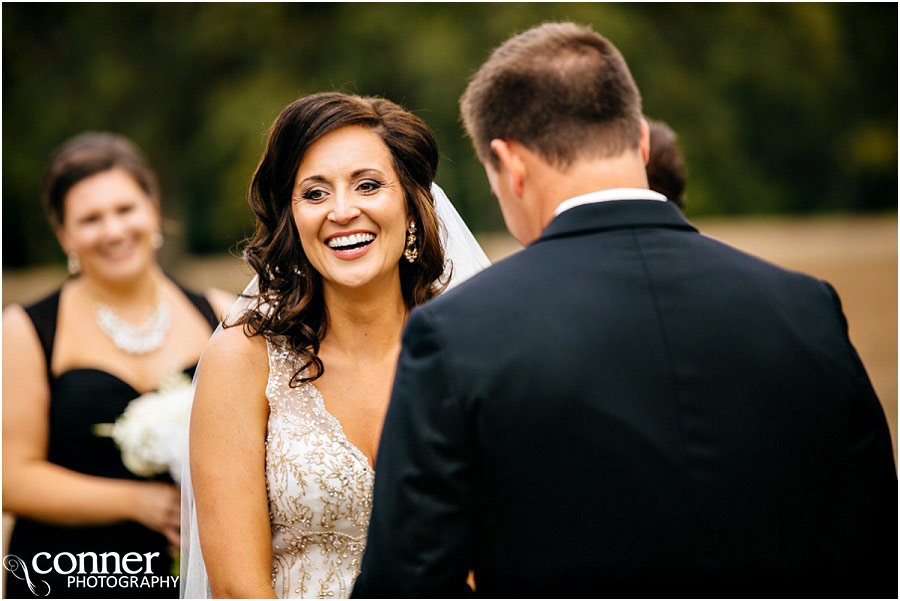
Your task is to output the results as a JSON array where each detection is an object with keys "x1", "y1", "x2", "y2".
[{"x1": 327, "y1": 191, "x2": 362, "y2": 224}]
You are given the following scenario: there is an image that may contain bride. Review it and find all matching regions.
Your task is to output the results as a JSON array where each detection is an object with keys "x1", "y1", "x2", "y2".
[{"x1": 182, "y1": 92, "x2": 489, "y2": 598}]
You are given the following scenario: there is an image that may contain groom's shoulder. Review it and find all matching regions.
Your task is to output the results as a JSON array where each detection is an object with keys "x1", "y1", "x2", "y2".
[
  {"x1": 695, "y1": 231, "x2": 833, "y2": 289},
  {"x1": 418, "y1": 246, "x2": 543, "y2": 321},
  {"x1": 445, "y1": 245, "x2": 535, "y2": 293}
]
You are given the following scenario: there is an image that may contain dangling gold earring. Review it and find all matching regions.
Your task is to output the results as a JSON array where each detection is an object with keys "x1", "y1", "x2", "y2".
[
  {"x1": 151, "y1": 231, "x2": 163, "y2": 249},
  {"x1": 67, "y1": 253, "x2": 81, "y2": 275},
  {"x1": 403, "y1": 221, "x2": 418, "y2": 263}
]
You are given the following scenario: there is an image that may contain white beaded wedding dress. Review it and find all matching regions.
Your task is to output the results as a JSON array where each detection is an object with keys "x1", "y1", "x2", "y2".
[{"x1": 265, "y1": 337, "x2": 374, "y2": 598}]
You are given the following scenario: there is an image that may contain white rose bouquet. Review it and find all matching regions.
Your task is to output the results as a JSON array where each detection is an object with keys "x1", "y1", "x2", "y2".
[{"x1": 94, "y1": 372, "x2": 192, "y2": 482}]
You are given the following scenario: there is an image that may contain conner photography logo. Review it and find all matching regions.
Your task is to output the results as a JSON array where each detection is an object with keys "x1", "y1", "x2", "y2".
[{"x1": 2, "y1": 551, "x2": 178, "y2": 596}]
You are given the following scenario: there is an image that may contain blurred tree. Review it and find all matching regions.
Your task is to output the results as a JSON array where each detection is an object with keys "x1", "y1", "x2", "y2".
[{"x1": 3, "y1": 3, "x2": 896, "y2": 268}]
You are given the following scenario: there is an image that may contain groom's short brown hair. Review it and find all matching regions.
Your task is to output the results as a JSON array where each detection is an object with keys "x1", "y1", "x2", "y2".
[{"x1": 460, "y1": 22, "x2": 643, "y2": 170}]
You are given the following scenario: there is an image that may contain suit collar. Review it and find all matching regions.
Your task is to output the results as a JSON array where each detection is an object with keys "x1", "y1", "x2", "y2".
[
  {"x1": 535, "y1": 199, "x2": 697, "y2": 244},
  {"x1": 553, "y1": 188, "x2": 668, "y2": 216}
]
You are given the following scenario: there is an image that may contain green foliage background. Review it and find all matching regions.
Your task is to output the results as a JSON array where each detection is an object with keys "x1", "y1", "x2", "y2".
[{"x1": 3, "y1": 3, "x2": 897, "y2": 268}]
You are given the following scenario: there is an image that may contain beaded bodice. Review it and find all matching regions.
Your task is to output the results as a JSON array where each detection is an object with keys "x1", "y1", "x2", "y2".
[{"x1": 265, "y1": 337, "x2": 374, "y2": 599}]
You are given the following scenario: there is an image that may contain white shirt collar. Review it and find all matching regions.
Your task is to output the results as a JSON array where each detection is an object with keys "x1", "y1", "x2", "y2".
[{"x1": 553, "y1": 188, "x2": 668, "y2": 217}]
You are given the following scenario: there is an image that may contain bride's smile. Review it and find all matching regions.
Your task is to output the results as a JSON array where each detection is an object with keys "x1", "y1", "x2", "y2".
[
  {"x1": 324, "y1": 229, "x2": 377, "y2": 259},
  {"x1": 292, "y1": 124, "x2": 409, "y2": 290}
]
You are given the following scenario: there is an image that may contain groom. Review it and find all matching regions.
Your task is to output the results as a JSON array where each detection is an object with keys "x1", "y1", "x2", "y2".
[{"x1": 352, "y1": 23, "x2": 897, "y2": 597}]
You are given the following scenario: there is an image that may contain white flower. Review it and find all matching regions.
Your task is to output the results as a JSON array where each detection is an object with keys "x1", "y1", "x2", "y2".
[{"x1": 96, "y1": 372, "x2": 192, "y2": 482}]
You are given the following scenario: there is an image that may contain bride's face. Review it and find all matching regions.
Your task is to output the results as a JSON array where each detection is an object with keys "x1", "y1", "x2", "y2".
[{"x1": 292, "y1": 125, "x2": 409, "y2": 291}]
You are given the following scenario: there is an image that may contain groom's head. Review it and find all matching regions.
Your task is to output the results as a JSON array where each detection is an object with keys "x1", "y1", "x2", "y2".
[{"x1": 461, "y1": 22, "x2": 649, "y2": 243}]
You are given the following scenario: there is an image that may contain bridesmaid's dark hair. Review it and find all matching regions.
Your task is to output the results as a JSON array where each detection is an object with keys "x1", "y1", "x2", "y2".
[
  {"x1": 235, "y1": 92, "x2": 446, "y2": 386},
  {"x1": 42, "y1": 132, "x2": 160, "y2": 226},
  {"x1": 647, "y1": 119, "x2": 687, "y2": 209}
]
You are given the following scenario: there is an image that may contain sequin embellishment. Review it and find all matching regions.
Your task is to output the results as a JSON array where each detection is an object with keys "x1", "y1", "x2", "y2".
[{"x1": 265, "y1": 337, "x2": 374, "y2": 598}]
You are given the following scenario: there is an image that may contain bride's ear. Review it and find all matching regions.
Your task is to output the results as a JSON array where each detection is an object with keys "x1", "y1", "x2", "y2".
[{"x1": 489, "y1": 139, "x2": 525, "y2": 198}]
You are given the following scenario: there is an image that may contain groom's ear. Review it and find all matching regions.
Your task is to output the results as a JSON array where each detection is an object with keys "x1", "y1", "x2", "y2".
[{"x1": 489, "y1": 139, "x2": 525, "y2": 198}]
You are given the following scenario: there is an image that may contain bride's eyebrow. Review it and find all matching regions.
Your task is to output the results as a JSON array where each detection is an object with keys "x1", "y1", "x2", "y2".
[
  {"x1": 351, "y1": 168, "x2": 386, "y2": 179},
  {"x1": 295, "y1": 169, "x2": 386, "y2": 189},
  {"x1": 295, "y1": 175, "x2": 328, "y2": 189}
]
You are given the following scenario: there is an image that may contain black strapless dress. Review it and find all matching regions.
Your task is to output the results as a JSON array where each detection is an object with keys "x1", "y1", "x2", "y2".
[{"x1": 5, "y1": 284, "x2": 219, "y2": 599}]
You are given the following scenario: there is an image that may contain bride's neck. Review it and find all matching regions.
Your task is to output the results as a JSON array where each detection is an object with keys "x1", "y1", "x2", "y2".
[{"x1": 321, "y1": 274, "x2": 407, "y2": 360}]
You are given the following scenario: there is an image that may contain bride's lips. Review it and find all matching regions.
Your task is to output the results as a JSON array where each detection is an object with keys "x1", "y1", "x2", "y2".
[{"x1": 323, "y1": 230, "x2": 377, "y2": 261}]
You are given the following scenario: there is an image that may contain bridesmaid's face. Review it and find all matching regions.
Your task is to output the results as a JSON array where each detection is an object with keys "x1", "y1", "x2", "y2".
[
  {"x1": 57, "y1": 168, "x2": 161, "y2": 284},
  {"x1": 292, "y1": 125, "x2": 409, "y2": 292}
]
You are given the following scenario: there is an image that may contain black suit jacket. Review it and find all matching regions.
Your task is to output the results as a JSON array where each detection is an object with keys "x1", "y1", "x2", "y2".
[{"x1": 352, "y1": 200, "x2": 897, "y2": 598}]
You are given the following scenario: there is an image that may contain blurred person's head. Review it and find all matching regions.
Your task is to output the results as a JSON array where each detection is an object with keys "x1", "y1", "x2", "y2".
[
  {"x1": 460, "y1": 22, "x2": 650, "y2": 244},
  {"x1": 42, "y1": 133, "x2": 163, "y2": 285},
  {"x1": 647, "y1": 119, "x2": 687, "y2": 210},
  {"x1": 240, "y1": 92, "x2": 446, "y2": 383}
]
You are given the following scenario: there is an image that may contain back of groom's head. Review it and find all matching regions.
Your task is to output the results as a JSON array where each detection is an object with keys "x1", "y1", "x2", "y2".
[{"x1": 460, "y1": 22, "x2": 643, "y2": 170}]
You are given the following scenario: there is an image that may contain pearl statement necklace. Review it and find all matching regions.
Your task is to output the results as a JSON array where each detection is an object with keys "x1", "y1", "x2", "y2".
[{"x1": 93, "y1": 294, "x2": 171, "y2": 354}]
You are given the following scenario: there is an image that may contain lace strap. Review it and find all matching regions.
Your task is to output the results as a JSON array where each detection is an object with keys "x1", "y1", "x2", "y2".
[{"x1": 264, "y1": 336, "x2": 297, "y2": 410}]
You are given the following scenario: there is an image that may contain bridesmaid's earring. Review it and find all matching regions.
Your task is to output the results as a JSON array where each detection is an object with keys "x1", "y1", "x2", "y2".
[
  {"x1": 151, "y1": 231, "x2": 164, "y2": 249},
  {"x1": 403, "y1": 221, "x2": 418, "y2": 263},
  {"x1": 67, "y1": 253, "x2": 81, "y2": 275}
]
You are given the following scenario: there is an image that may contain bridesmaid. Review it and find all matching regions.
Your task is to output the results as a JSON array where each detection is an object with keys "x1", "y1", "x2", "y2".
[{"x1": 2, "y1": 133, "x2": 234, "y2": 598}]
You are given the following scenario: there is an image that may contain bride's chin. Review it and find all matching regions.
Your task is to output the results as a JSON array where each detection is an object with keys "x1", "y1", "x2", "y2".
[
  {"x1": 325, "y1": 277, "x2": 377, "y2": 292},
  {"x1": 321, "y1": 268, "x2": 399, "y2": 294}
]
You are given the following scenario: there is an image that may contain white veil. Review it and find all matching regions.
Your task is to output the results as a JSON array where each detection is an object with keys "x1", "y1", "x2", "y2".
[{"x1": 179, "y1": 183, "x2": 490, "y2": 598}]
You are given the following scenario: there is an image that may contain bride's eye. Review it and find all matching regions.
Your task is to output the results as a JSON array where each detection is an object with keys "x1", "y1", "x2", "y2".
[
  {"x1": 302, "y1": 188, "x2": 327, "y2": 203},
  {"x1": 358, "y1": 180, "x2": 383, "y2": 194}
]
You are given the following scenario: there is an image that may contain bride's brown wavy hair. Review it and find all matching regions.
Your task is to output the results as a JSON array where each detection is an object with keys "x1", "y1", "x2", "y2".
[{"x1": 233, "y1": 92, "x2": 446, "y2": 385}]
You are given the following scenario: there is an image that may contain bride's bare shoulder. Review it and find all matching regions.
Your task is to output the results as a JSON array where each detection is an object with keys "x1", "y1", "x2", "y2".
[
  {"x1": 199, "y1": 324, "x2": 268, "y2": 381},
  {"x1": 193, "y1": 325, "x2": 270, "y2": 426}
]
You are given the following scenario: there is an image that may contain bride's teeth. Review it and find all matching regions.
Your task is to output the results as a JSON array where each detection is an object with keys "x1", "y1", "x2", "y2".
[{"x1": 328, "y1": 233, "x2": 374, "y2": 249}]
